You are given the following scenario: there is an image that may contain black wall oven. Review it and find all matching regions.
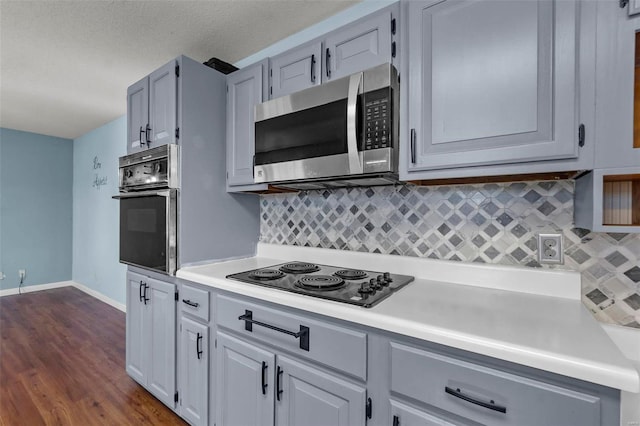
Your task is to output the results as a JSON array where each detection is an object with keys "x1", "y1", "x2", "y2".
[{"x1": 113, "y1": 145, "x2": 178, "y2": 275}]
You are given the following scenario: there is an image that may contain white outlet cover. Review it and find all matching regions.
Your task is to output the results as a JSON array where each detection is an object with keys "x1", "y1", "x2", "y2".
[{"x1": 537, "y1": 233, "x2": 564, "y2": 264}]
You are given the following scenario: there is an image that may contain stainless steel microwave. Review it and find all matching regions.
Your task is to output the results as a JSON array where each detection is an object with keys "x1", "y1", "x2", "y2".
[{"x1": 254, "y1": 63, "x2": 399, "y2": 190}]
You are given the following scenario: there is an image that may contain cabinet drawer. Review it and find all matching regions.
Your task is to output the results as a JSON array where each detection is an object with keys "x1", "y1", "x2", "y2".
[
  {"x1": 390, "y1": 342, "x2": 601, "y2": 426},
  {"x1": 180, "y1": 283, "x2": 210, "y2": 322},
  {"x1": 216, "y1": 295, "x2": 367, "y2": 380}
]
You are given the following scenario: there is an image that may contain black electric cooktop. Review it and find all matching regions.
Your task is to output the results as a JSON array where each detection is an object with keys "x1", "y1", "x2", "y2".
[{"x1": 226, "y1": 261, "x2": 414, "y2": 308}]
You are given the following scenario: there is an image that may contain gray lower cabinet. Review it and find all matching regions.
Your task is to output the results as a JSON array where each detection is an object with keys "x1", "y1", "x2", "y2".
[
  {"x1": 215, "y1": 331, "x2": 367, "y2": 426},
  {"x1": 226, "y1": 60, "x2": 269, "y2": 192},
  {"x1": 388, "y1": 340, "x2": 618, "y2": 426},
  {"x1": 216, "y1": 331, "x2": 275, "y2": 426},
  {"x1": 127, "y1": 59, "x2": 177, "y2": 154},
  {"x1": 179, "y1": 316, "x2": 208, "y2": 426},
  {"x1": 275, "y1": 355, "x2": 366, "y2": 426},
  {"x1": 403, "y1": 0, "x2": 581, "y2": 176},
  {"x1": 390, "y1": 400, "x2": 456, "y2": 426},
  {"x1": 125, "y1": 270, "x2": 176, "y2": 409}
]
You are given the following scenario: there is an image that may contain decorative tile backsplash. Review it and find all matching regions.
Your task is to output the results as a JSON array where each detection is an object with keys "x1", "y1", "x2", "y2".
[{"x1": 260, "y1": 181, "x2": 640, "y2": 329}]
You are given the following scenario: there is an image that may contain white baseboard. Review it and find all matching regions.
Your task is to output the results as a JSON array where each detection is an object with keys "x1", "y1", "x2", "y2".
[
  {"x1": 0, "y1": 281, "x2": 72, "y2": 296},
  {"x1": 0, "y1": 280, "x2": 126, "y2": 313},
  {"x1": 71, "y1": 282, "x2": 125, "y2": 312}
]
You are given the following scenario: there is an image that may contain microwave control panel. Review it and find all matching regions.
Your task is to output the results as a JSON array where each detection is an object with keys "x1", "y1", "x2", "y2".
[{"x1": 364, "y1": 88, "x2": 392, "y2": 151}]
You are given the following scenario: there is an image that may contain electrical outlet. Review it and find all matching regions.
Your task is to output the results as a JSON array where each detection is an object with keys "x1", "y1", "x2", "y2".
[
  {"x1": 537, "y1": 233, "x2": 564, "y2": 264},
  {"x1": 18, "y1": 269, "x2": 26, "y2": 279}
]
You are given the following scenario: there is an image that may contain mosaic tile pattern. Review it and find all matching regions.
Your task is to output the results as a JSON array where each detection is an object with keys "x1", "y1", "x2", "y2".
[{"x1": 260, "y1": 181, "x2": 640, "y2": 329}]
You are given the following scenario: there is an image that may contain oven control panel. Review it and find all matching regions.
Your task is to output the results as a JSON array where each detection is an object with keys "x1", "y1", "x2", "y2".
[
  {"x1": 364, "y1": 88, "x2": 392, "y2": 151},
  {"x1": 118, "y1": 144, "x2": 179, "y2": 191}
]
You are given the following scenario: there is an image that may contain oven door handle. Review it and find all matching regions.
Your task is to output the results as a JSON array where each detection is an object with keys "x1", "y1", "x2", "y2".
[
  {"x1": 346, "y1": 71, "x2": 364, "y2": 175},
  {"x1": 112, "y1": 189, "x2": 172, "y2": 199}
]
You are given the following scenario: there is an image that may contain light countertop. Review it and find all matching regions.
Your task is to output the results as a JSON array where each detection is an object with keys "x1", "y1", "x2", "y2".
[{"x1": 177, "y1": 243, "x2": 640, "y2": 393}]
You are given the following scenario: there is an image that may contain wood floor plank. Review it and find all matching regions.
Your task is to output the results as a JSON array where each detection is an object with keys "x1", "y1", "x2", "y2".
[{"x1": 0, "y1": 287, "x2": 186, "y2": 425}]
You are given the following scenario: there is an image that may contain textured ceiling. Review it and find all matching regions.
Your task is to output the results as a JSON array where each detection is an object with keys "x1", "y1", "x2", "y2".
[{"x1": 0, "y1": 1, "x2": 357, "y2": 140}]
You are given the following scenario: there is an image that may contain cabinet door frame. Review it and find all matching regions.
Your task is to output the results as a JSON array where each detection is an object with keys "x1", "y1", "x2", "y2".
[
  {"x1": 126, "y1": 76, "x2": 149, "y2": 154},
  {"x1": 406, "y1": 0, "x2": 579, "y2": 172},
  {"x1": 324, "y1": 10, "x2": 393, "y2": 81},
  {"x1": 149, "y1": 60, "x2": 178, "y2": 149},
  {"x1": 275, "y1": 355, "x2": 366, "y2": 426},
  {"x1": 270, "y1": 42, "x2": 322, "y2": 99},
  {"x1": 180, "y1": 316, "x2": 209, "y2": 426},
  {"x1": 216, "y1": 331, "x2": 275, "y2": 426},
  {"x1": 226, "y1": 60, "x2": 269, "y2": 191},
  {"x1": 125, "y1": 270, "x2": 147, "y2": 383},
  {"x1": 145, "y1": 276, "x2": 177, "y2": 408}
]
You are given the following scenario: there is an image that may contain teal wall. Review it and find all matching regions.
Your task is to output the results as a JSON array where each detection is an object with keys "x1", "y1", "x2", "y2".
[
  {"x1": 72, "y1": 116, "x2": 127, "y2": 304},
  {"x1": 0, "y1": 128, "x2": 73, "y2": 290}
]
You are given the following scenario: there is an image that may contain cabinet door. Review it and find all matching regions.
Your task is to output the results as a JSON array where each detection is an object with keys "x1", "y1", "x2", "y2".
[
  {"x1": 407, "y1": 0, "x2": 578, "y2": 171},
  {"x1": 324, "y1": 10, "x2": 393, "y2": 81},
  {"x1": 216, "y1": 332, "x2": 275, "y2": 426},
  {"x1": 629, "y1": 0, "x2": 640, "y2": 16},
  {"x1": 125, "y1": 271, "x2": 147, "y2": 383},
  {"x1": 226, "y1": 61, "x2": 269, "y2": 191},
  {"x1": 126, "y1": 77, "x2": 148, "y2": 154},
  {"x1": 390, "y1": 400, "x2": 457, "y2": 426},
  {"x1": 595, "y1": 3, "x2": 640, "y2": 167},
  {"x1": 180, "y1": 316, "x2": 208, "y2": 426},
  {"x1": 146, "y1": 277, "x2": 176, "y2": 408},
  {"x1": 149, "y1": 60, "x2": 177, "y2": 149},
  {"x1": 270, "y1": 42, "x2": 322, "y2": 98},
  {"x1": 275, "y1": 356, "x2": 366, "y2": 426}
]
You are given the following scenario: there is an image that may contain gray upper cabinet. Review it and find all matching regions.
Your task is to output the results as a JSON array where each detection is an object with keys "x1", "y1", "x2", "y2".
[
  {"x1": 148, "y1": 61, "x2": 178, "y2": 149},
  {"x1": 324, "y1": 9, "x2": 395, "y2": 81},
  {"x1": 127, "y1": 77, "x2": 148, "y2": 154},
  {"x1": 125, "y1": 270, "x2": 176, "y2": 409},
  {"x1": 179, "y1": 316, "x2": 208, "y2": 426},
  {"x1": 216, "y1": 331, "x2": 275, "y2": 426},
  {"x1": 270, "y1": 42, "x2": 322, "y2": 99},
  {"x1": 126, "y1": 59, "x2": 177, "y2": 154},
  {"x1": 628, "y1": 0, "x2": 640, "y2": 16},
  {"x1": 226, "y1": 60, "x2": 269, "y2": 192},
  {"x1": 275, "y1": 355, "x2": 366, "y2": 426},
  {"x1": 405, "y1": 0, "x2": 579, "y2": 174},
  {"x1": 594, "y1": 2, "x2": 640, "y2": 168}
]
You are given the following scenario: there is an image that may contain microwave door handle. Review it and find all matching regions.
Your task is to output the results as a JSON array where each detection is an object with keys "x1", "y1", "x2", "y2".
[{"x1": 346, "y1": 72, "x2": 364, "y2": 175}]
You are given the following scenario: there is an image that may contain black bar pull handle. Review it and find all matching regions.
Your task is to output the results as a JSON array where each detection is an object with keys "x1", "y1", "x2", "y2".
[
  {"x1": 325, "y1": 48, "x2": 331, "y2": 78},
  {"x1": 145, "y1": 123, "x2": 151, "y2": 146},
  {"x1": 410, "y1": 129, "x2": 416, "y2": 164},
  {"x1": 261, "y1": 361, "x2": 268, "y2": 395},
  {"x1": 182, "y1": 299, "x2": 200, "y2": 308},
  {"x1": 310, "y1": 54, "x2": 316, "y2": 83},
  {"x1": 392, "y1": 415, "x2": 400, "y2": 426},
  {"x1": 276, "y1": 366, "x2": 284, "y2": 401},
  {"x1": 238, "y1": 310, "x2": 310, "y2": 351},
  {"x1": 139, "y1": 126, "x2": 145, "y2": 146},
  {"x1": 445, "y1": 386, "x2": 507, "y2": 413},
  {"x1": 143, "y1": 283, "x2": 150, "y2": 305},
  {"x1": 139, "y1": 281, "x2": 144, "y2": 302},
  {"x1": 196, "y1": 332, "x2": 203, "y2": 360}
]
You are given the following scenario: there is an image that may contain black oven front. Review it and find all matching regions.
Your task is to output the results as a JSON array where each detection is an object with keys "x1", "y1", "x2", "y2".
[{"x1": 115, "y1": 189, "x2": 177, "y2": 275}]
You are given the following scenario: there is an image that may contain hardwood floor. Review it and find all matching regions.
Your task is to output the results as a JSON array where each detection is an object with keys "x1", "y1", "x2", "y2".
[{"x1": 0, "y1": 287, "x2": 186, "y2": 425}]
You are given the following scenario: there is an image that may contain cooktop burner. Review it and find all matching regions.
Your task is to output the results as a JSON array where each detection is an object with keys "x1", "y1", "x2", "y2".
[
  {"x1": 249, "y1": 269, "x2": 285, "y2": 280},
  {"x1": 226, "y1": 261, "x2": 414, "y2": 308},
  {"x1": 296, "y1": 275, "x2": 345, "y2": 291},
  {"x1": 279, "y1": 262, "x2": 320, "y2": 274}
]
